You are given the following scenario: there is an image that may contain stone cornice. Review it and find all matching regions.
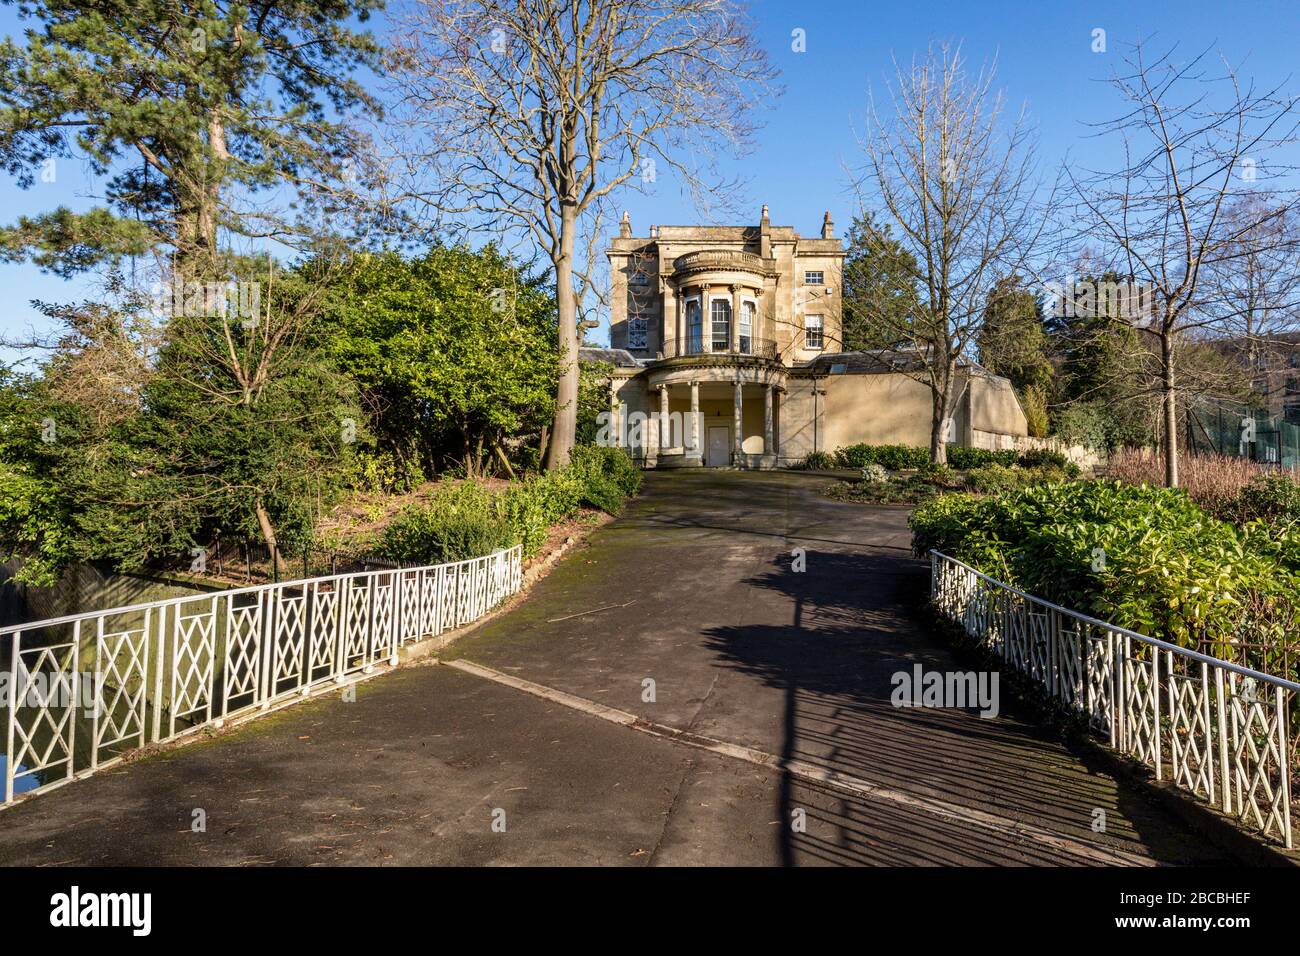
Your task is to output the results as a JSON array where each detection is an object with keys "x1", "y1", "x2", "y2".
[{"x1": 642, "y1": 353, "x2": 788, "y2": 389}]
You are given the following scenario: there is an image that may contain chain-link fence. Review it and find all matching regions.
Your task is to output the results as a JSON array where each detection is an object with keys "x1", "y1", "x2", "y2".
[{"x1": 1184, "y1": 396, "x2": 1300, "y2": 468}]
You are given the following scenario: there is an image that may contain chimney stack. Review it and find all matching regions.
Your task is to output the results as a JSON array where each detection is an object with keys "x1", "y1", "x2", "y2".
[
  {"x1": 620, "y1": 211, "x2": 631, "y2": 238},
  {"x1": 821, "y1": 210, "x2": 834, "y2": 239}
]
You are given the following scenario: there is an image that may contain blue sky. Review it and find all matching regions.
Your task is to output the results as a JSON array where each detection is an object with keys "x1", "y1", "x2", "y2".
[{"x1": 2, "y1": 0, "x2": 1298, "y2": 349}]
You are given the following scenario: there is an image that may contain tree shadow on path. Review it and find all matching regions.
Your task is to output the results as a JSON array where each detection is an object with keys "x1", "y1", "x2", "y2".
[{"x1": 702, "y1": 549, "x2": 1229, "y2": 866}]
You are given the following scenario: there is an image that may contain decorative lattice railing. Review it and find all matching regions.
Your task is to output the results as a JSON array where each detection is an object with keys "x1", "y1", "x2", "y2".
[
  {"x1": 1, "y1": 545, "x2": 523, "y2": 808},
  {"x1": 931, "y1": 550, "x2": 1298, "y2": 848}
]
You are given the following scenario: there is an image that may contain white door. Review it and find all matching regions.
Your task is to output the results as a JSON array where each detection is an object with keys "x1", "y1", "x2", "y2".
[{"x1": 706, "y1": 426, "x2": 730, "y2": 467}]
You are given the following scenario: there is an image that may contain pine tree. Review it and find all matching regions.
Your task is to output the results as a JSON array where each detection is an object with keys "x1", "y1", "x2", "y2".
[{"x1": 0, "y1": 0, "x2": 383, "y2": 280}]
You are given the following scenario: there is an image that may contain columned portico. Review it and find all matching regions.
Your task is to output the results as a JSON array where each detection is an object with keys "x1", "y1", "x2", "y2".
[{"x1": 640, "y1": 356, "x2": 784, "y2": 469}]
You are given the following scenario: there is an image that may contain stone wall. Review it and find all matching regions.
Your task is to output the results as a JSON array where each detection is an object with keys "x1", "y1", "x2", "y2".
[{"x1": 968, "y1": 430, "x2": 1104, "y2": 471}]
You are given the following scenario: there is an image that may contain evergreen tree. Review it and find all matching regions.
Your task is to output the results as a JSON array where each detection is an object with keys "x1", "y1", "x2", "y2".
[
  {"x1": 326, "y1": 247, "x2": 558, "y2": 480},
  {"x1": 977, "y1": 274, "x2": 1052, "y2": 393},
  {"x1": 841, "y1": 212, "x2": 919, "y2": 351},
  {"x1": 0, "y1": 0, "x2": 383, "y2": 279}
]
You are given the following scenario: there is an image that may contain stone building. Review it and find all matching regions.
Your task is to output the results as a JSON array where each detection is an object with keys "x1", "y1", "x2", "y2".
[{"x1": 588, "y1": 206, "x2": 1029, "y2": 467}]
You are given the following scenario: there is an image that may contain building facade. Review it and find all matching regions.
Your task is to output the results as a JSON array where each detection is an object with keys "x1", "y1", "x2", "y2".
[{"x1": 592, "y1": 206, "x2": 1029, "y2": 468}]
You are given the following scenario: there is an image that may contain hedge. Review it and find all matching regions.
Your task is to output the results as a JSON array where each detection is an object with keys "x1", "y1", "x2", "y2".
[
  {"x1": 828, "y1": 443, "x2": 1041, "y2": 471},
  {"x1": 909, "y1": 480, "x2": 1300, "y2": 672},
  {"x1": 944, "y1": 445, "x2": 1018, "y2": 469},
  {"x1": 834, "y1": 443, "x2": 930, "y2": 470}
]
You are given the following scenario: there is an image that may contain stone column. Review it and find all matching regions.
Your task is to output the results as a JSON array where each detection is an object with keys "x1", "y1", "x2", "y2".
[
  {"x1": 689, "y1": 380, "x2": 701, "y2": 455},
  {"x1": 662, "y1": 282, "x2": 676, "y2": 357},
  {"x1": 733, "y1": 378, "x2": 743, "y2": 464},
  {"x1": 730, "y1": 284, "x2": 742, "y2": 353},
  {"x1": 699, "y1": 285, "x2": 710, "y2": 354},
  {"x1": 764, "y1": 384, "x2": 774, "y2": 455},
  {"x1": 659, "y1": 384, "x2": 671, "y2": 450}
]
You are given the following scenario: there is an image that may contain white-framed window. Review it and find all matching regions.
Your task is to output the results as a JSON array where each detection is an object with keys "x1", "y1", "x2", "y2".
[
  {"x1": 711, "y1": 298, "x2": 731, "y2": 351},
  {"x1": 740, "y1": 300, "x2": 755, "y2": 353},
  {"x1": 804, "y1": 270, "x2": 825, "y2": 285},
  {"x1": 686, "y1": 299, "x2": 702, "y2": 352},
  {"x1": 628, "y1": 315, "x2": 649, "y2": 350},
  {"x1": 804, "y1": 314, "x2": 824, "y2": 350}
]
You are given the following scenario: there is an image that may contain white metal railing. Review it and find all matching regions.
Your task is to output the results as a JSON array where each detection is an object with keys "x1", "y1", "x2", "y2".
[
  {"x1": 930, "y1": 549, "x2": 1298, "y2": 848},
  {"x1": 1, "y1": 544, "x2": 523, "y2": 808}
]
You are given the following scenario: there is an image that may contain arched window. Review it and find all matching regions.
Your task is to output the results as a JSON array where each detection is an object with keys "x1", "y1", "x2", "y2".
[
  {"x1": 740, "y1": 301, "x2": 754, "y2": 353},
  {"x1": 686, "y1": 300, "x2": 702, "y2": 353},
  {"x1": 711, "y1": 298, "x2": 731, "y2": 352}
]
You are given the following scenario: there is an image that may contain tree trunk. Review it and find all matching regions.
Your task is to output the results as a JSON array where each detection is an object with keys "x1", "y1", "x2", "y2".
[
  {"x1": 1161, "y1": 330, "x2": 1179, "y2": 487},
  {"x1": 254, "y1": 500, "x2": 285, "y2": 575},
  {"x1": 462, "y1": 429, "x2": 475, "y2": 478},
  {"x1": 545, "y1": 202, "x2": 579, "y2": 471},
  {"x1": 494, "y1": 440, "x2": 517, "y2": 479},
  {"x1": 929, "y1": 366, "x2": 955, "y2": 465},
  {"x1": 537, "y1": 424, "x2": 550, "y2": 469}
]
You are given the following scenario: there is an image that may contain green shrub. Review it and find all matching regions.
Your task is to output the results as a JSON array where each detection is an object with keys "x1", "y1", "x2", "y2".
[
  {"x1": 346, "y1": 449, "x2": 424, "y2": 494},
  {"x1": 579, "y1": 473, "x2": 626, "y2": 516},
  {"x1": 570, "y1": 445, "x2": 642, "y2": 498},
  {"x1": 1229, "y1": 473, "x2": 1300, "y2": 524},
  {"x1": 379, "y1": 449, "x2": 643, "y2": 562},
  {"x1": 834, "y1": 443, "x2": 930, "y2": 470},
  {"x1": 919, "y1": 461, "x2": 955, "y2": 486},
  {"x1": 1024, "y1": 464, "x2": 1073, "y2": 483},
  {"x1": 833, "y1": 444, "x2": 875, "y2": 469},
  {"x1": 966, "y1": 463, "x2": 1025, "y2": 495},
  {"x1": 826, "y1": 475, "x2": 941, "y2": 505},
  {"x1": 945, "y1": 445, "x2": 1018, "y2": 469},
  {"x1": 1017, "y1": 447, "x2": 1068, "y2": 470},
  {"x1": 801, "y1": 450, "x2": 835, "y2": 470},
  {"x1": 860, "y1": 463, "x2": 890, "y2": 483},
  {"x1": 964, "y1": 462, "x2": 1073, "y2": 495},
  {"x1": 380, "y1": 482, "x2": 513, "y2": 563},
  {"x1": 910, "y1": 480, "x2": 1300, "y2": 664}
]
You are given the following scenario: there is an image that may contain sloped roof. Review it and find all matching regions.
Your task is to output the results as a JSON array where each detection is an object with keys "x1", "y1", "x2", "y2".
[
  {"x1": 578, "y1": 346, "x2": 642, "y2": 368},
  {"x1": 801, "y1": 349, "x2": 990, "y2": 375}
]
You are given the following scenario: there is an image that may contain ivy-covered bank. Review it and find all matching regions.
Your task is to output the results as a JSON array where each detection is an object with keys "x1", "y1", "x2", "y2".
[{"x1": 909, "y1": 479, "x2": 1300, "y2": 677}]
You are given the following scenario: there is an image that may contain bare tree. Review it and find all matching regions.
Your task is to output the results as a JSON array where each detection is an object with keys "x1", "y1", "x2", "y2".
[
  {"x1": 1070, "y1": 43, "x2": 1300, "y2": 486},
  {"x1": 1200, "y1": 195, "x2": 1300, "y2": 382},
  {"x1": 852, "y1": 42, "x2": 1047, "y2": 464},
  {"x1": 387, "y1": 0, "x2": 775, "y2": 469}
]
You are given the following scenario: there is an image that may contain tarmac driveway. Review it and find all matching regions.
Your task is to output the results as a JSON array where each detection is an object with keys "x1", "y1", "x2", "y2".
[{"x1": 0, "y1": 471, "x2": 1229, "y2": 866}]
